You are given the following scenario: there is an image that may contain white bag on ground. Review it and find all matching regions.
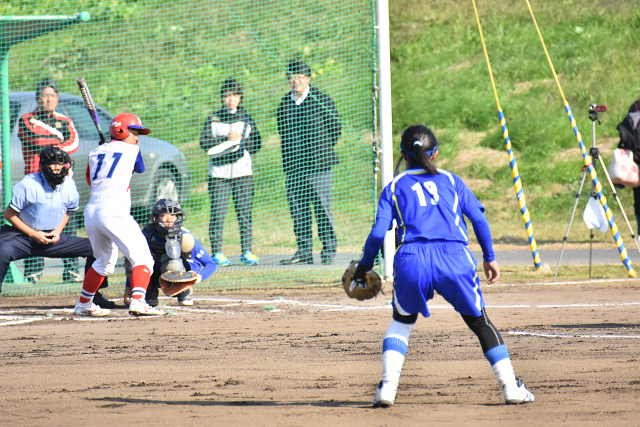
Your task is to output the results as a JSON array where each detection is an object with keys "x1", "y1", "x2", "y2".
[
  {"x1": 609, "y1": 148, "x2": 640, "y2": 188},
  {"x1": 583, "y1": 196, "x2": 608, "y2": 233}
]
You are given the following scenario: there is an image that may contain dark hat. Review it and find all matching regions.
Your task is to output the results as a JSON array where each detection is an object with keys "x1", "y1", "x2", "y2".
[
  {"x1": 287, "y1": 60, "x2": 311, "y2": 77},
  {"x1": 35, "y1": 78, "x2": 59, "y2": 97}
]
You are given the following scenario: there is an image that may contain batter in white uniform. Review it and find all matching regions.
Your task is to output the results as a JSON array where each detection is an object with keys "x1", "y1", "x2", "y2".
[{"x1": 73, "y1": 113, "x2": 163, "y2": 317}]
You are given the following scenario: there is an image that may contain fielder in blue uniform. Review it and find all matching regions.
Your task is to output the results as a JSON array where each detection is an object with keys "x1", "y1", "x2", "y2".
[
  {"x1": 352, "y1": 125, "x2": 534, "y2": 407},
  {"x1": 124, "y1": 199, "x2": 216, "y2": 307}
]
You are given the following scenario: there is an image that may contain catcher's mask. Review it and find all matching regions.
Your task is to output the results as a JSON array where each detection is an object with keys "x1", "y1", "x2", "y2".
[
  {"x1": 39, "y1": 146, "x2": 73, "y2": 188},
  {"x1": 151, "y1": 198, "x2": 186, "y2": 238}
]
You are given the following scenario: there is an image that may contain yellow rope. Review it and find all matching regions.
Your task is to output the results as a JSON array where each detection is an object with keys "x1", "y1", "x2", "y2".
[
  {"x1": 471, "y1": 0, "x2": 543, "y2": 270},
  {"x1": 523, "y1": 0, "x2": 635, "y2": 277}
]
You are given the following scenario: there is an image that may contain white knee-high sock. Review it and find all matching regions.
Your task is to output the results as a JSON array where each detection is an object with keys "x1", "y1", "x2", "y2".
[
  {"x1": 485, "y1": 344, "x2": 517, "y2": 389},
  {"x1": 381, "y1": 319, "x2": 415, "y2": 387}
]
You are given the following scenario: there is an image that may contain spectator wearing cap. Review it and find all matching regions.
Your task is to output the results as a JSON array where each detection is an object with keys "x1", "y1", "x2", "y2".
[
  {"x1": 276, "y1": 60, "x2": 342, "y2": 265},
  {"x1": 0, "y1": 147, "x2": 108, "y2": 298},
  {"x1": 15, "y1": 78, "x2": 88, "y2": 289}
]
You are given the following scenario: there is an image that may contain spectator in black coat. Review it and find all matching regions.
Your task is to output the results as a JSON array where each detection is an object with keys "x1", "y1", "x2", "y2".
[
  {"x1": 276, "y1": 60, "x2": 342, "y2": 265},
  {"x1": 617, "y1": 94, "x2": 640, "y2": 239},
  {"x1": 617, "y1": 93, "x2": 640, "y2": 238}
]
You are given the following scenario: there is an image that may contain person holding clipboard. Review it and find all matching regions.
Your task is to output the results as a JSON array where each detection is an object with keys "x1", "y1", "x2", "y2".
[{"x1": 199, "y1": 78, "x2": 262, "y2": 266}]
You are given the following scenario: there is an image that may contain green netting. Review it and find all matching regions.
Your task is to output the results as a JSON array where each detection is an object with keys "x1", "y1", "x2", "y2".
[{"x1": 0, "y1": 0, "x2": 378, "y2": 296}]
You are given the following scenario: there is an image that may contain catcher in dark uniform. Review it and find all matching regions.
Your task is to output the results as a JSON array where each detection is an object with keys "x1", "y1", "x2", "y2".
[{"x1": 123, "y1": 199, "x2": 217, "y2": 306}]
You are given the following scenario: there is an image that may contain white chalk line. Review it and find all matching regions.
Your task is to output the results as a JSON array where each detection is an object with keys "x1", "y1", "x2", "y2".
[
  {"x1": 486, "y1": 278, "x2": 638, "y2": 287},
  {"x1": 2, "y1": 297, "x2": 640, "y2": 328},
  {"x1": 509, "y1": 330, "x2": 640, "y2": 339}
]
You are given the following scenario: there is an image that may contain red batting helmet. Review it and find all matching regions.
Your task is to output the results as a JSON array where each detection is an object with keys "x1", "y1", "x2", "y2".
[{"x1": 109, "y1": 113, "x2": 151, "y2": 140}]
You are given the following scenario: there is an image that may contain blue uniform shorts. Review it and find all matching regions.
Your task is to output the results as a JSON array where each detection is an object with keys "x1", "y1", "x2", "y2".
[{"x1": 392, "y1": 241, "x2": 485, "y2": 318}]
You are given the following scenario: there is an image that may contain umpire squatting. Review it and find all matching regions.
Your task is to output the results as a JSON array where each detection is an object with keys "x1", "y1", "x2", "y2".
[{"x1": 0, "y1": 147, "x2": 104, "y2": 291}]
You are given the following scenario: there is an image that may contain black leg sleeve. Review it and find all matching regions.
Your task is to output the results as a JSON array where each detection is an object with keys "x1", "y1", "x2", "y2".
[
  {"x1": 393, "y1": 311, "x2": 418, "y2": 325},
  {"x1": 461, "y1": 308, "x2": 504, "y2": 354}
]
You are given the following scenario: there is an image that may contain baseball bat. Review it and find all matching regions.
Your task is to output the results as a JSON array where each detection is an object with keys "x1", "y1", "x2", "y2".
[{"x1": 76, "y1": 76, "x2": 106, "y2": 145}]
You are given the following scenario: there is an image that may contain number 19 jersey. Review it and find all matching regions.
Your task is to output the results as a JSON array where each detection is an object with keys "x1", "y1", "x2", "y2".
[
  {"x1": 377, "y1": 165, "x2": 484, "y2": 245},
  {"x1": 86, "y1": 140, "x2": 145, "y2": 213}
]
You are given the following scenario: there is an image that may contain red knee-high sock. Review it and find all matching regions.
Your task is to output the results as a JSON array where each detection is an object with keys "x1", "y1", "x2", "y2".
[
  {"x1": 79, "y1": 267, "x2": 106, "y2": 304},
  {"x1": 131, "y1": 265, "x2": 151, "y2": 300}
]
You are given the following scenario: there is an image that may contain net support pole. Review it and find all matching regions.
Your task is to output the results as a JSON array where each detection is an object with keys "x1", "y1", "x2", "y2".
[
  {"x1": 1, "y1": 45, "x2": 10, "y2": 213},
  {"x1": 0, "y1": 12, "x2": 90, "y2": 284},
  {"x1": 524, "y1": 0, "x2": 636, "y2": 278},
  {"x1": 376, "y1": 0, "x2": 394, "y2": 280},
  {"x1": 0, "y1": 11, "x2": 90, "y2": 212}
]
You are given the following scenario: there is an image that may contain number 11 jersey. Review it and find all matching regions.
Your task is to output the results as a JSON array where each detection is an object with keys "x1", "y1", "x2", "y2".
[{"x1": 86, "y1": 140, "x2": 145, "y2": 213}]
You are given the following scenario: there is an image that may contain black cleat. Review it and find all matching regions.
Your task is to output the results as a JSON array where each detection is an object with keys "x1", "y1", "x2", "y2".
[{"x1": 93, "y1": 291, "x2": 116, "y2": 309}]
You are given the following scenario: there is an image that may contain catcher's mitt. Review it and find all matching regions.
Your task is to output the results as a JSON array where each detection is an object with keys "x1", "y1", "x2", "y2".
[
  {"x1": 159, "y1": 270, "x2": 199, "y2": 297},
  {"x1": 342, "y1": 260, "x2": 383, "y2": 301}
]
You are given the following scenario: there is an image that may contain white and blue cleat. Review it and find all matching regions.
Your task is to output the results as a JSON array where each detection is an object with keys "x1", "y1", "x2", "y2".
[
  {"x1": 372, "y1": 381, "x2": 397, "y2": 407},
  {"x1": 504, "y1": 377, "x2": 535, "y2": 404}
]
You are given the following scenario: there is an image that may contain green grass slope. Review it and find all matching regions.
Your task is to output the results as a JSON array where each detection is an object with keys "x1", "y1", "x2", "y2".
[{"x1": 390, "y1": 0, "x2": 640, "y2": 247}]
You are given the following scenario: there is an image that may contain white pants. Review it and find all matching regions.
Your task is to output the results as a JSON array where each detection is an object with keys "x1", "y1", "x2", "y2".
[{"x1": 84, "y1": 203, "x2": 154, "y2": 276}]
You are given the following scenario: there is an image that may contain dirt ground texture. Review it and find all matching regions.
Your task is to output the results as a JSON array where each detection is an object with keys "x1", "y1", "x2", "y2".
[{"x1": 1, "y1": 281, "x2": 640, "y2": 427}]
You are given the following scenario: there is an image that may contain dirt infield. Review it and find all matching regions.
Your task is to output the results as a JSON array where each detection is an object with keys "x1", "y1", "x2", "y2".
[{"x1": 1, "y1": 281, "x2": 640, "y2": 426}]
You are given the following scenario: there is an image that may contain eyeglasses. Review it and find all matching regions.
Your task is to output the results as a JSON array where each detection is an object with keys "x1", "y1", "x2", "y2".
[
  {"x1": 39, "y1": 94, "x2": 57, "y2": 99},
  {"x1": 288, "y1": 75, "x2": 308, "y2": 83}
]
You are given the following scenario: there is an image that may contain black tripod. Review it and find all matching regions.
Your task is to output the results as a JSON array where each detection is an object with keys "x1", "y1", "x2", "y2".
[{"x1": 554, "y1": 104, "x2": 639, "y2": 281}]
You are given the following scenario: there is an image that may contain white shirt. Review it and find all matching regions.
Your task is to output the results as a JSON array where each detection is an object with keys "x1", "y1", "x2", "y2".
[{"x1": 290, "y1": 86, "x2": 310, "y2": 105}]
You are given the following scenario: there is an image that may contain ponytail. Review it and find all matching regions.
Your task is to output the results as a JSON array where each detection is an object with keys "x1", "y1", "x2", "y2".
[
  {"x1": 412, "y1": 148, "x2": 439, "y2": 175},
  {"x1": 400, "y1": 125, "x2": 439, "y2": 175}
]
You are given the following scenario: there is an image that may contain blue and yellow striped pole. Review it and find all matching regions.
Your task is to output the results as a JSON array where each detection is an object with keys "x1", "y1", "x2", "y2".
[
  {"x1": 524, "y1": 0, "x2": 636, "y2": 277},
  {"x1": 471, "y1": 0, "x2": 543, "y2": 270}
]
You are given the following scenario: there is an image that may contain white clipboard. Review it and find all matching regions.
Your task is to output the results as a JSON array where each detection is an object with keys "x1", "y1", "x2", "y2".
[{"x1": 207, "y1": 121, "x2": 250, "y2": 158}]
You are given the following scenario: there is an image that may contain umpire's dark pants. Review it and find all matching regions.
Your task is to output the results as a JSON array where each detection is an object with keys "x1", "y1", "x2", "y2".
[
  {"x1": 0, "y1": 225, "x2": 104, "y2": 292},
  {"x1": 24, "y1": 211, "x2": 80, "y2": 276},
  {"x1": 208, "y1": 175, "x2": 254, "y2": 254},
  {"x1": 285, "y1": 170, "x2": 337, "y2": 259}
]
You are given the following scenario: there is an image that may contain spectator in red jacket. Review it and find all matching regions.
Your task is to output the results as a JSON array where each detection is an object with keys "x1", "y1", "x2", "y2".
[
  {"x1": 18, "y1": 78, "x2": 79, "y2": 175},
  {"x1": 16, "y1": 78, "x2": 87, "y2": 288}
]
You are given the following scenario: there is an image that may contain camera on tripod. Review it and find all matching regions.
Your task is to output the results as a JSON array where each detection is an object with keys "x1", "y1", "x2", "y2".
[
  {"x1": 589, "y1": 103, "x2": 606, "y2": 124},
  {"x1": 556, "y1": 101, "x2": 637, "y2": 281}
]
